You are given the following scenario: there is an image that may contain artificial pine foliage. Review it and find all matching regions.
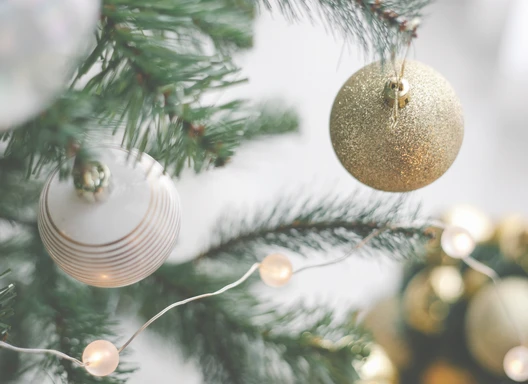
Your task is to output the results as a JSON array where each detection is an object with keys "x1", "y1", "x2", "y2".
[{"x1": 0, "y1": 0, "x2": 430, "y2": 383}]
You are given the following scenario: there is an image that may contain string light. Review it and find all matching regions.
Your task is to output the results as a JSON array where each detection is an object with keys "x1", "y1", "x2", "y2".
[
  {"x1": 440, "y1": 223, "x2": 528, "y2": 379},
  {"x1": 82, "y1": 340, "x2": 120, "y2": 377},
  {"x1": 0, "y1": 224, "x2": 384, "y2": 377},
  {"x1": 0, "y1": 263, "x2": 262, "y2": 377},
  {"x1": 1, "y1": 222, "x2": 524, "y2": 379},
  {"x1": 504, "y1": 346, "x2": 528, "y2": 382},
  {"x1": 0, "y1": 227, "x2": 389, "y2": 376},
  {"x1": 440, "y1": 225, "x2": 476, "y2": 259},
  {"x1": 259, "y1": 253, "x2": 293, "y2": 287}
]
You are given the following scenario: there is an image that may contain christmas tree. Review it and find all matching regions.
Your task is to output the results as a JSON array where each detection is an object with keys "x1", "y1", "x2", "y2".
[{"x1": 2, "y1": 0, "x2": 527, "y2": 383}]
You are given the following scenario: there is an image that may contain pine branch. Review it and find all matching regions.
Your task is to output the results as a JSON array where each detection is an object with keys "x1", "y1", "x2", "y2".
[
  {"x1": 261, "y1": 307, "x2": 370, "y2": 384},
  {"x1": 197, "y1": 192, "x2": 426, "y2": 262},
  {"x1": 0, "y1": 157, "x2": 41, "y2": 220},
  {"x1": 125, "y1": 262, "x2": 369, "y2": 384},
  {"x1": 356, "y1": 0, "x2": 420, "y2": 35},
  {"x1": 120, "y1": 194, "x2": 427, "y2": 383},
  {"x1": 146, "y1": 102, "x2": 299, "y2": 173},
  {"x1": 0, "y1": 91, "x2": 103, "y2": 178},
  {"x1": 0, "y1": 271, "x2": 15, "y2": 340},
  {"x1": 0, "y1": 236, "x2": 133, "y2": 384},
  {"x1": 258, "y1": 0, "x2": 431, "y2": 58},
  {"x1": 1, "y1": 0, "x2": 298, "y2": 178},
  {"x1": 93, "y1": 0, "x2": 299, "y2": 175}
]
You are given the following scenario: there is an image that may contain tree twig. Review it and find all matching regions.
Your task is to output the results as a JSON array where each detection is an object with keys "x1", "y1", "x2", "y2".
[{"x1": 355, "y1": 0, "x2": 421, "y2": 37}]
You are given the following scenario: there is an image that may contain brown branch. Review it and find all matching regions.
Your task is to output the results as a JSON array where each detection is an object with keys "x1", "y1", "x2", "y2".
[{"x1": 355, "y1": 0, "x2": 420, "y2": 37}]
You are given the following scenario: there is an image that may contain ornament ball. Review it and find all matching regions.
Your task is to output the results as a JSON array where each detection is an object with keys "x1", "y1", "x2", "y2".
[
  {"x1": 330, "y1": 60, "x2": 464, "y2": 192},
  {"x1": 466, "y1": 277, "x2": 528, "y2": 376},
  {"x1": 0, "y1": 0, "x2": 100, "y2": 129},
  {"x1": 495, "y1": 215, "x2": 528, "y2": 261},
  {"x1": 403, "y1": 266, "x2": 464, "y2": 335},
  {"x1": 363, "y1": 297, "x2": 412, "y2": 369},
  {"x1": 421, "y1": 360, "x2": 477, "y2": 384},
  {"x1": 38, "y1": 147, "x2": 182, "y2": 288}
]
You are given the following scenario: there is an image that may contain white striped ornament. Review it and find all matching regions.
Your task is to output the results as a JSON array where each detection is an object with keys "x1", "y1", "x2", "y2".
[{"x1": 38, "y1": 147, "x2": 181, "y2": 288}]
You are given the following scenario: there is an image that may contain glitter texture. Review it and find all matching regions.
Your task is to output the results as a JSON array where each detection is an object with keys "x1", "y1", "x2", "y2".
[{"x1": 329, "y1": 60, "x2": 464, "y2": 192}]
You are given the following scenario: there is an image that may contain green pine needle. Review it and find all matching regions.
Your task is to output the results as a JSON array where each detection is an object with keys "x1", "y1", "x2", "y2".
[{"x1": 200, "y1": 192, "x2": 426, "y2": 261}]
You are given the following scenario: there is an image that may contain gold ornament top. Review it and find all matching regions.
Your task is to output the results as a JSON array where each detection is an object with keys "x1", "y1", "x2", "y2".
[
  {"x1": 330, "y1": 60, "x2": 464, "y2": 192},
  {"x1": 384, "y1": 77, "x2": 410, "y2": 108}
]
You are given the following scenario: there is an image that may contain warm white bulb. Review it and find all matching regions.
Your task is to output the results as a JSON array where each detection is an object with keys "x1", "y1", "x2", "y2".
[
  {"x1": 82, "y1": 340, "x2": 119, "y2": 377},
  {"x1": 440, "y1": 226, "x2": 476, "y2": 259},
  {"x1": 259, "y1": 253, "x2": 293, "y2": 287},
  {"x1": 443, "y1": 204, "x2": 494, "y2": 243},
  {"x1": 504, "y1": 346, "x2": 528, "y2": 382}
]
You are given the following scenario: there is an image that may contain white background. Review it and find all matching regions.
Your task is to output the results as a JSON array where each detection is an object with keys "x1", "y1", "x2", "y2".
[{"x1": 106, "y1": 0, "x2": 528, "y2": 382}]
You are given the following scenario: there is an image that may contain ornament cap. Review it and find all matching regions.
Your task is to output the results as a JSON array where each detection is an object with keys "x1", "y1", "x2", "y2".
[
  {"x1": 72, "y1": 160, "x2": 112, "y2": 203},
  {"x1": 384, "y1": 77, "x2": 410, "y2": 108}
]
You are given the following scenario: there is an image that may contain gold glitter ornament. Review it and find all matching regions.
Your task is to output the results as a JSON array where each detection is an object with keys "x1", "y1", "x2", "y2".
[
  {"x1": 495, "y1": 215, "x2": 528, "y2": 261},
  {"x1": 330, "y1": 60, "x2": 464, "y2": 192},
  {"x1": 364, "y1": 297, "x2": 413, "y2": 369}
]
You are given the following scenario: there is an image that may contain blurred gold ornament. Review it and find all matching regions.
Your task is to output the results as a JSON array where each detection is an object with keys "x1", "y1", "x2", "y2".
[
  {"x1": 329, "y1": 60, "x2": 464, "y2": 192},
  {"x1": 442, "y1": 205, "x2": 494, "y2": 243},
  {"x1": 421, "y1": 360, "x2": 477, "y2": 384},
  {"x1": 403, "y1": 266, "x2": 464, "y2": 335},
  {"x1": 495, "y1": 215, "x2": 528, "y2": 261},
  {"x1": 463, "y1": 268, "x2": 489, "y2": 299},
  {"x1": 364, "y1": 297, "x2": 413, "y2": 369},
  {"x1": 466, "y1": 277, "x2": 528, "y2": 376},
  {"x1": 356, "y1": 344, "x2": 399, "y2": 384}
]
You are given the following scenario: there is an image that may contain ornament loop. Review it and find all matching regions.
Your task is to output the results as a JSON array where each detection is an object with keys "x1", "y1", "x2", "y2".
[
  {"x1": 384, "y1": 77, "x2": 410, "y2": 108},
  {"x1": 72, "y1": 161, "x2": 112, "y2": 203}
]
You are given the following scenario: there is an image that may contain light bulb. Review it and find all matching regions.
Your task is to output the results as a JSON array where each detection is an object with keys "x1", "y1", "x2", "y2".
[
  {"x1": 259, "y1": 253, "x2": 293, "y2": 287},
  {"x1": 440, "y1": 226, "x2": 476, "y2": 259},
  {"x1": 442, "y1": 204, "x2": 494, "y2": 243},
  {"x1": 82, "y1": 340, "x2": 119, "y2": 377},
  {"x1": 504, "y1": 346, "x2": 528, "y2": 382}
]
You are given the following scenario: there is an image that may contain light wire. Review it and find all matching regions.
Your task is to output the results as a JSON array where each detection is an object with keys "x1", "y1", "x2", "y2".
[
  {"x1": 0, "y1": 226, "x2": 388, "y2": 365},
  {"x1": 0, "y1": 341, "x2": 84, "y2": 367},
  {"x1": 432, "y1": 221, "x2": 527, "y2": 346},
  {"x1": 117, "y1": 262, "x2": 261, "y2": 353},
  {"x1": 5, "y1": 222, "x2": 523, "y2": 370},
  {"x1": 0, "y1": 263, "x2": 261, "y2": 366}
]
